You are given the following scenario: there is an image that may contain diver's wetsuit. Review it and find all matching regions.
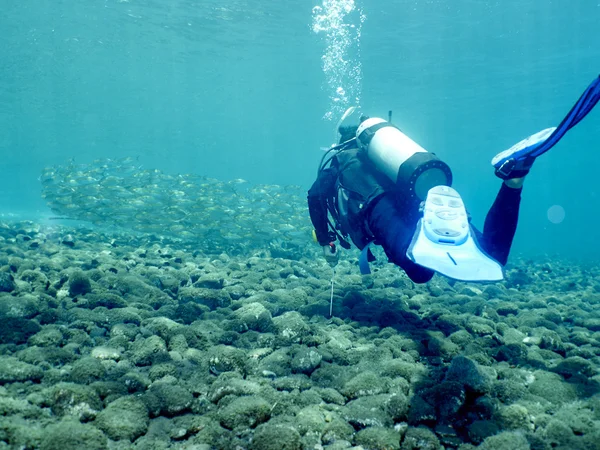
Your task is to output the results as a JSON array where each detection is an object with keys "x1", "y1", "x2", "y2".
[{"x1": 307, "y1": 149, "x2": 522, "y2": 284}]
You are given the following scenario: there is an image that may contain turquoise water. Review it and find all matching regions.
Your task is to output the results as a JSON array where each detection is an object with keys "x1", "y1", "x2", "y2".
[{"x1": 1, "y1": 0, "x2": 599, "y2": 260}]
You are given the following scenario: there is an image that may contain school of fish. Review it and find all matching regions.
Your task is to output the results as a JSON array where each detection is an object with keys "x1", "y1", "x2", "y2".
[{"x1": 40, "y1": 158, "x2": 313, "y2": 255}]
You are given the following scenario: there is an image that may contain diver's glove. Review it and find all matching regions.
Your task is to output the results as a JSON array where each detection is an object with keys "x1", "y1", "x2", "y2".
[{"x1": 322, "y1": 243, "x2": 339, "y2": 266}]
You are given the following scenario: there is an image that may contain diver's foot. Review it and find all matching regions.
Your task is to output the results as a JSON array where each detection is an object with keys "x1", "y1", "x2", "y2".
[
  {"x1": 492, "y1": 128, "x2": 555, "y2": 180},
  {"x1": 504, "y1": 177, "x2": 525, "y2": 189}
]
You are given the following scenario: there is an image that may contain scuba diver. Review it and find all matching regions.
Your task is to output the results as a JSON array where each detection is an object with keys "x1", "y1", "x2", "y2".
[{"x1": 308, "y1": 75, "x2": 600, "y2": 283}]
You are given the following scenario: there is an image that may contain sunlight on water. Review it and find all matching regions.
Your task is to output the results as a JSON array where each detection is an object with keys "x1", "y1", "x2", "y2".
[{"x1": 312, "y1": 0, "x2": 366, "y2": 121}]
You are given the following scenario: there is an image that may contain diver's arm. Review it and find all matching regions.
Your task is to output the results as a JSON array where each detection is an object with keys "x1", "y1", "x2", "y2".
[{"x1": 307, "y1": 168, "x2": 337, "y2": 246}]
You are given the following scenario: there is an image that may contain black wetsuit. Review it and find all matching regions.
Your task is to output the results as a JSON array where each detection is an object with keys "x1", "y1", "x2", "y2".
[{"x1": 307, "y1": 149, "x2": 522, "y2": 284}]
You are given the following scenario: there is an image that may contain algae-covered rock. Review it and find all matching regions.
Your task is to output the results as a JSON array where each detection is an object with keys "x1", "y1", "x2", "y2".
[
  {"x1": 129, "y1": 335, "x2": 169, "y2": 366},
  {"x1": 142, "y1": 316, "x2": 185, "y2": 341},
  {"x1": 467, "y1": 420, "x2": 500, "y2": 444},
  {"x1": 380, "y1": 359, "x2": 426, "y2": 382},
  {"x1": 40, "y1": 419, "x2": 107, "y2": 450},
  {"x1": 341, "y1": 395, "x2": 394, "y2": 429},
  {"x1": 208, "y1": 375, "x2": 262, "y2": 403},
  {"x1": 273, "y1": 311, "x2": 311, "y2": 344},
  {"x1": 250, "y1": 422, "x2": 301, "y2": 450},
  {"x1": 94, "y1": 396, "x2": 149, "y2": 441},
  {"x1": 0, "y1": 272, "x2": 15, "y2": 292},
  {"x1": 553, "y1": 356, "x2": 596, "y2": 378},
  {"x1": 0, "y1": 396, "x2": 45, "y2": 419},
  {"x1": 400, "y1": 426, "x2": 441, "y2": 450},
  {"x1": 233, "y1": 302, "x2": 273, "y2": 332},
  {"x1": 0, "y1": 317, "x2": 41, "y2": 344},
  {"x1": 422, "y1": 381, "x2": 466, "y2": 422},
  {"x1": 208, "y1": 345, "x2": 249, "y2": 375},
  {"x1": 385, "y1": 392, "x2": 410, "y2": 421},
  {"x1": 258, "y1": 348, "x2": 291, "y2": 377},
  {"x1": 91, "y1": 346, "x2": 121, "y2": 361},
  {"x1": 478, "y1": 430, "x2": 530, "y2": 450},
  {"x1": 315, "y1": 387, "x2": 345, "y2": 405},
  {"x1": 0, "y1": 356, "x2": 43, "y2": 383},
  {"x1": 356, "y1": 426, "x2": 401, "y2": 450},
  {"x1": 0, "y1": 415, "x2": 45, "y2": 449},
  {"x1": 45, "y1": 382, "x2": 103, "y2": 420},
  {"x1": 149, "y1": 363, "x2": 177, "y2": 381},
  {"x1": 79, "y1": 292, "x2": 127, "y2": 309},
  {"x1": 70, "y1": 356, "x2": 107, "y2": 384},
  {"x1": 528, "y1": 370, "x2": 578, "y2": 404},
  {"x1": 0, "y1": 293, "x2": 40, "y2": 319},
  {"x1": 69, "y1": 270, "x2": 92, "y2": 296},
  {"x1": 28, "y1": 327, "x2": 64, "y2": 347},
  {"x1": 445, "y1": 355, "x2": 492, "y2": 394},
  {"x1": 494, "y1": 404, "x2": 534, "y2": 431},
  {"x1": 179, "y1": 286, "x2": 231, "y2": 309},
  {"x1": 217, "y1": 395, "x2": 271, "y2": 430},
  {"x1": 293, "y1": 405, "x2": 352, "y2": 440},
  {"x1": 427, "y1": 334, "x2": 460, "y2": 359},
  {"x1": 342, "y1": 371, "x2": 390, "y2": 399},
  {"x1": 291, "y1": 346, "x2": 322, "y2": 375},
  {"x1": 147, "y1": 382, "x2": 193, "y2": 417}
]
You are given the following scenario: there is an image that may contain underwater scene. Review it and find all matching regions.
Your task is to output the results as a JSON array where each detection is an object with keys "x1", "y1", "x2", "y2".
[{"x1": 2, "y1": 0, "x2": 600, "y2": 449}]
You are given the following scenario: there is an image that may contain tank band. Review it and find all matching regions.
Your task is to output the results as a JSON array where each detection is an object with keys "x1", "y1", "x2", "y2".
[{"x1": 357, "y1": 122, "x2": 398, "y2": 149}]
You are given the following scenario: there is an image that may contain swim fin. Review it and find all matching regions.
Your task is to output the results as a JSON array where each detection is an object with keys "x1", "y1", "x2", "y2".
[
  {"x1": 493, "y1": 74, "x2": 600, "y2": 180},
  {"x1": 407, "y1": 186, "x2": 503, "y2": 282}
]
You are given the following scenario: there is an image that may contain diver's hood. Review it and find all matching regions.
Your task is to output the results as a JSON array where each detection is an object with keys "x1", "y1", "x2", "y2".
[{"x1": 407, "y1": 185, "x2": 503, "y2": 282}]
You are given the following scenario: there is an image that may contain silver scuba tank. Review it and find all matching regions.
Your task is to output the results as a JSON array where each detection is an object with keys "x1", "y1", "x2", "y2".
[{"x1": 356, "y1": 118, "x2": 452, "y2": 203}]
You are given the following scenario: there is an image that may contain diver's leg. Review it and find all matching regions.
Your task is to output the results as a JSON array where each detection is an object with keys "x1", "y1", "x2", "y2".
[
  {"x1": 367, "y1": 195, "x2": 435, "y2": 284},
  {"x1": 480, "y1": 180, "x2": 523, "y2": 265}
]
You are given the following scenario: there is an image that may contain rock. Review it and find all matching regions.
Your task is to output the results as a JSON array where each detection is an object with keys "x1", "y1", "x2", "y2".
[
  {"x1": 208, "y1": 375, "x2": 262, "y2": 403},
  {"x1": 553, "y1": 356, "x2": 596, "y2": 378},
  {"x1": 423, "y1": 381, "x2": 466, "y2": 421},
  {"x1": 208, "y1": 345, "x2": 248, "y2": 375},
  {"x1": 218, "y1": 395, "x2": 271, "y2": 430},
  {"x1": 94, "y1": 396, "x2": 149, "y2": 441},
  {"x1": 385, "y1": 392, "x2": 410, "y2": 421},
  {"x1": 341, "y1": 395, "x2": 394, "y2": 429},
  {"x1": 91, "y1": 346, "x2": 121, "y2": 361},
  {"x1": 0, "y1": 272, "x2": 16, "y2": 292},
  {"x1": 194, "y1": 273, "x2": 224, "y2": 289},
  {"x1": 494, "y1": 404, "x2": 534, "y2": 431},
  {"x1": 356, "y1": 426, "x2": 401, "y2": 450},
  {"x1": 130, "y1": 335, "x2": 169, "y2": 366},
  {"x1": 40, "y1": 419, "x2": 107, "y2": 450},
  {"x1": 233, "y1": 302, "x2": 273, "y2": 332},
  {"x1": 61, "y1": 234, "x2": 76, "y2": 247},
  {"x1": 0, "y1": 356, "x2": 43, "y2": 383},
  {"x1": 149, "y1": 363, "x2": 177, "y2": 381},
  {"x1": 46, "y1": 383, "x2": 103, "y2": 420},
  {"x1": 69, "y1": 271, "x2": 92, "y2": 296},
  {"x1": 342, "y1": 371, "x2": 390, "y2": 399},
  {"x1": 0, "y1": 293, "x2": 40, "y2": 319},
  {"x1": 478, "y1": 430, "x2": 530, "y2": 450},
  {"x1": 178, "y1": 287, "x2": 231, "y2": 309},
  {"x1": 401, "y1": 426, "x2": 441, "y2": 450},
  {"x1": 147, "y1": 382, "x2": 193, "y2": 416},
  {"x1": 273, "y1": 311, "x2": 311, "y2": 344},
  {"x1": 291, "y1": 347, "x2": 322, "y2": 375},
  {"x1": 142, "y1": 316, "x2": 185, "y2": 341},
  {"x1": 250, "y1": 422, "x2": 302, "y2": 450},
  {"x1": 70, "y1": 357, "x2": 107, "y2": 384},
  {"x1": 28, "y1": 327, "x2": 64, "y2": 347},
  {"x1": 444, "y1": 356, "x2": 492, "y2": 394},
  {"x1": 528, "y1": 370, "x2": 578, "y2": 404}
]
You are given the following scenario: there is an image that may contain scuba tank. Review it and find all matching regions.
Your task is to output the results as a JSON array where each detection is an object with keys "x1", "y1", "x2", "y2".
[{"x1": 356, "y1": 118, "x2": 452, "y2": 205}]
